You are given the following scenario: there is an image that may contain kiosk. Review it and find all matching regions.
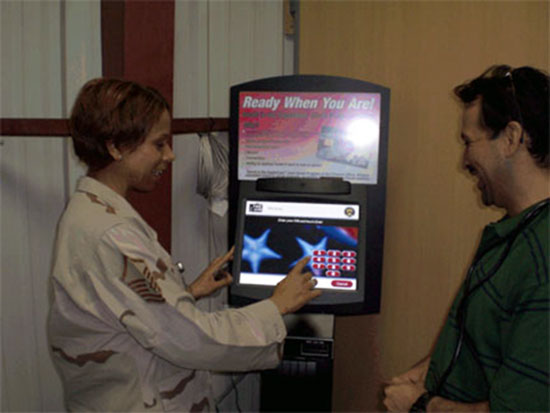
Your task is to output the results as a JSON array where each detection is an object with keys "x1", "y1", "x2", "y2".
[{"x1": 228, "y1": 75, "x2": 390, "y2": 410}]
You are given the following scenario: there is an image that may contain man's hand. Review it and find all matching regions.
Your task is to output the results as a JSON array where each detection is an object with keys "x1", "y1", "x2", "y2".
[
  {"x1": 383, "y1": 378, "x2": 426, "y2": 412},
  {"x1": 188, "y1": 247, "x2": 234, "y2": 300},
  {"x1": 383, "y1": 356, "x2": 430, "y2": 412},
  {"x1": 269, "y1": 256, "x2": 322, "y2": 315},
  {"x1": 391, "y1": 356, "x2": 430, "y2": 385}
]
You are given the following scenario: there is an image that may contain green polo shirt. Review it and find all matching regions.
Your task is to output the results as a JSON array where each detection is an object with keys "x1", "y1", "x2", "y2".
[{"x1": 425, "y1": 201, "x2": 549, "y2": 411}]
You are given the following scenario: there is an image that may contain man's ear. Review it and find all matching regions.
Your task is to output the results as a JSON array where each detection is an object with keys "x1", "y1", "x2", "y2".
[
  {"x1": 501, "y1": 121, "x2": 524, "y2": 158},
  {"x1": 106, "y1": 141, "x2": 123, "y2": 161}
]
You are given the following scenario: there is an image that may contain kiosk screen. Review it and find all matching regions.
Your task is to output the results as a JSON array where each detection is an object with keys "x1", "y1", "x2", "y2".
[{"x1": 237, "y1": 200, "x2": 360, "y2": 291}]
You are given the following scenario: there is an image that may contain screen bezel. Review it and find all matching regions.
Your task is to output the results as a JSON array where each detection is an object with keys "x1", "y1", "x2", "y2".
[{"x1": 230, "y1": 194, "x2": 368, "y2": 313}]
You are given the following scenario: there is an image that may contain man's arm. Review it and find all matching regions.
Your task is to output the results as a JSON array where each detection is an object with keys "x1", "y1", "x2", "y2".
[
  {"x1": 427, "y1": 397, "x2": 489, "y2": 412},
  {"x1": 384, "y1": 356, "x2": 490, "y2": 412}
]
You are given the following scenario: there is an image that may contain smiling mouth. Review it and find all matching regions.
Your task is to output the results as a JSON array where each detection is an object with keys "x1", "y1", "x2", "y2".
[
  {"x1": 467, "y1": 167, "x2": 484, "y2": 190},
  {"x1": 153, "y1": 169, "x2": 165, "y2": 177},
  {"x1": 477, "y1": 179, "x2": 485, "y2": 190},
  {"x1": 466, "y1": 165, "x2": 477, "y2": 176}
]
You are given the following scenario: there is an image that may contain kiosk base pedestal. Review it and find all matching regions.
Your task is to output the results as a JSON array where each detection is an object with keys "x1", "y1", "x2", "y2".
[{"x1": 260, "y1": 337, "x2": 333, "y2": 412}]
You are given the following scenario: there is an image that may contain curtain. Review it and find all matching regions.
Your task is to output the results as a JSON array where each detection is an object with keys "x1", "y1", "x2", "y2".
[{"x1": 0, "y1": 1, "x2": 101, "y2": 410}]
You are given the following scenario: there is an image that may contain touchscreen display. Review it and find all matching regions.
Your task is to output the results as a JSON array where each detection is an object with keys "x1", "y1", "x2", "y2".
[{"x1": 238, "y1": 200, "x2": 360, "y2": 291}]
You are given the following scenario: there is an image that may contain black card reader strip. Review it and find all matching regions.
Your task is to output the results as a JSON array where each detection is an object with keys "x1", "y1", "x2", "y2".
[{"x1": 256, "y1": 177, "x2": 351, "y2": 195}]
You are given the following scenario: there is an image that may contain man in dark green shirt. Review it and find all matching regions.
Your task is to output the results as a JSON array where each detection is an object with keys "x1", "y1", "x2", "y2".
[{"x1": 384, "y1": 65, "x2": 549, "y2": 412}]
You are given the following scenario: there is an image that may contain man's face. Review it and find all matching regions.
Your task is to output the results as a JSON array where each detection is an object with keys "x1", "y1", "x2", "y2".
[{"x1": 460, "y1": 98, "x2": 506, "y2": 208}]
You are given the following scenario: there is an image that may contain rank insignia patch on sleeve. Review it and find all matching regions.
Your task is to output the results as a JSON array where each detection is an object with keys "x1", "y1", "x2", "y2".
[{"x1": 121, "y1": 256, "x2": 167, "y2": 303}]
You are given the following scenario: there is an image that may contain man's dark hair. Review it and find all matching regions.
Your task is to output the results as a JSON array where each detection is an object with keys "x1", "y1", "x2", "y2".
[
  {"x1": 70, "y1": 78, "x2": 170, "y2": 171},
  {"x1": 454, "y1": 64, "x2": 549, "y2": 168}
]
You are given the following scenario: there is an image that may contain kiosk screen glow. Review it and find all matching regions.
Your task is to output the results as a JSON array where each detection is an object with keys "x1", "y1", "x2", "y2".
[{"x1": 239, "y1": 200, "x2": 360, "y2": 291}]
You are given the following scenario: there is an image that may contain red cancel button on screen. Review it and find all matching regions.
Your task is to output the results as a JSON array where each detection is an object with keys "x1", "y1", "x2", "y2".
[{"x1": 331, "y1": 280, "x2": 353, "y2": 288}]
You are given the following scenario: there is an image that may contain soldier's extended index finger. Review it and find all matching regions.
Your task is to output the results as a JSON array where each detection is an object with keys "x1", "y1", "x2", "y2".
[{"x1": 291, "y1": 256, "x2": 311, "y2": 274}]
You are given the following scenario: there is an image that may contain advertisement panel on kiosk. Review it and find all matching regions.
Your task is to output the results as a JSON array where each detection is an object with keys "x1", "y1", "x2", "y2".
[{"x1": 229, "y1": 75, "x2": 389, "y2": 315}]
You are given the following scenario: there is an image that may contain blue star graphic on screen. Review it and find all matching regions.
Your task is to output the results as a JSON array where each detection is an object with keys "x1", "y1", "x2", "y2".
[
  {"x1": 242, "y1": 229, "x2": 282, "y2": 273},
  {"x1": 291, "y1": 236, "x2": 328, "y2": 271}
]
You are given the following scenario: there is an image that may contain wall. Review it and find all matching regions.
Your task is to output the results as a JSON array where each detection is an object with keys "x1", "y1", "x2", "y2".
[
  {"x1": 1, "y1": 2, "x2": 100, "y2": 410},
  {"x1": 298, "y1": 1, "x2": 548, "y2": 411}
]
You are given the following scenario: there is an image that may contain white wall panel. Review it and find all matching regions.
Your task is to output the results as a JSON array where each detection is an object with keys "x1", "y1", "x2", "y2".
[
  {"x1": 208, "y1": 1, "x2": 231, "y2": 117},
  {"x1": 1, "y1": 137, "x2": 66, "y2": 411},
  {"x1": 173, "y1": 0, "x2": 211, "y2": 296},
  {"x1": 250, "y1": 2, "x2": 284, "y2": 78},
  {"x1": 21, "y1": 1, "x2": 63, "y2": 117},
  {"x1": 172, "y1": 0, "x2": 291, "y2": 293},
  {"x1": 1, "y1": 1, "x2": 65, "y2": 410},
  {"x1": 63, "y1": 0, "x2": 102, "y2": 195},
  {"x1": 172, "y1": 1, "x2": 291, "y2": 410},
  {"x1": 0, "y1": 1, "x2": 101, "y2": 410},
  {"x1": 1, "y1": 0, "x2": 24, "y2": 117},
  {"x1": 174, "y1": 0, "x2": 209, "y2": 118},
  {"x1": 227, "y1": 2, "x2": 254, "y2": 88}
]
